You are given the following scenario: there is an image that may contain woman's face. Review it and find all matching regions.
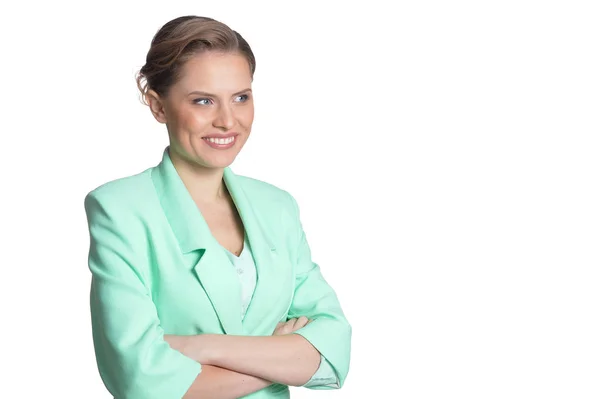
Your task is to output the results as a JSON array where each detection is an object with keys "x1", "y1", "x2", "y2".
[{"x1": 153, "y1": 51, "x2": 254, "y2": 170}]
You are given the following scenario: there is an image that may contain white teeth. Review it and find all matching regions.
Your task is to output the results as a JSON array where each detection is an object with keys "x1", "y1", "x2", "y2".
[{"x1": 205, "y1": 136, "x2": 235, "y2": 144}]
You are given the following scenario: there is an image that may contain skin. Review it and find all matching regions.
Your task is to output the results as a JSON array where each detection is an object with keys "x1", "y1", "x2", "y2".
[
  {"x1": 145, "y1": 51, "x2": 321, "y2": 398},
  {"x1": 146, "y1": 51, "x2": 254, "y2": 205}
]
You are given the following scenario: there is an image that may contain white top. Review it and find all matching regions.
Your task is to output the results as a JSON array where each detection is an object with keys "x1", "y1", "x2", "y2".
[{"x1": 221, "y1": 235, "x2": 339, "y2": 388}]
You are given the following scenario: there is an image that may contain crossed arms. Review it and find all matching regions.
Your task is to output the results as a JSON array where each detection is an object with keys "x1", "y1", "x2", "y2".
[
  {"x1": 85, "y1": 191, "x2": 351, "y2": 399},
  {"x1": 165, "y1": 317, "x2": 321, "y2": 398}
]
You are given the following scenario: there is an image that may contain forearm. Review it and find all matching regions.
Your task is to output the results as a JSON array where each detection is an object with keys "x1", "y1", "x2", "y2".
[
  {"x1": 167, "y1": 334, "x2": 321, "y2": 387},
  {"x1": 183, "y1": 364, "x2": 272, "y2": 399}
]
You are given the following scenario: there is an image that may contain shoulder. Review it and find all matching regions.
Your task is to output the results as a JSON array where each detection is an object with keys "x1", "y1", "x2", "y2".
[
  {"x1": 235, "y1": 173, "x2": 292, "y2": 201},
  {"x1": 234, "y1": 173, "x2": 298, "y2": 209},
  {"x1": 84, "y1": 167, "x2": 154, "y2": 219},
  {"x1": 233, "y1": 172, "x2": 301, "y2": 226}
]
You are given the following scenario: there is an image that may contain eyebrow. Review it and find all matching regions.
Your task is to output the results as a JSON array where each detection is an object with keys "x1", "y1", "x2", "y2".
[{"x1": 188, "y1": 88, "x2": 252, "y2": 97}]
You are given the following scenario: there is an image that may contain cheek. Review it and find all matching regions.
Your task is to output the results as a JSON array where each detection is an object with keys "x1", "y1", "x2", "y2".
[
  {"x1": 176, "y1": 108, "x2": 210, "y2": 131},
  {"x1": 239, "y1": 106, "x2": 255, "y2": 126}
]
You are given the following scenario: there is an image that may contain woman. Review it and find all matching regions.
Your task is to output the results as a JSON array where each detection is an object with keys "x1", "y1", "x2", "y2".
[{"x1": 84, "y1": 15, "x2": 351, "y2": 399}]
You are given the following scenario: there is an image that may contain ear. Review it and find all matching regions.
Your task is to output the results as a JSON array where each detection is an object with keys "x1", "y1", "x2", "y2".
[{"x1": 146, "y1": 89, "x2": 168, "y2": 124}]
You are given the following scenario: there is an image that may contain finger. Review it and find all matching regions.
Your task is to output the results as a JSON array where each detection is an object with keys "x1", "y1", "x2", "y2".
[
  {"x1": 272, "y1": 322, "x2": 284, "y2": 335},
  {"x1": 281, "y1": 318, "x2": 296, "y2": 334},
  {"x1": 286, "y1": 318, "x2": 297, "y2": 325},
  {"x1": 294, "y1": 316, "x2": 309, "y2": 330}
]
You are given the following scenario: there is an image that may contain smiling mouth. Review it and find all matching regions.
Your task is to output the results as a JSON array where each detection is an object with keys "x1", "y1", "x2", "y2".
[
  {"x1": 202, "y1": 135, "x2": 237, "y2": 149},
  {"x1": 203, "y1": 136, "x2": 236, "y2": 145}
]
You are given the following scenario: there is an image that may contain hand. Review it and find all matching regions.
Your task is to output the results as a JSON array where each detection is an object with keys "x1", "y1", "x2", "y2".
[{"x1": 273, "y1": 316, "x2": 312, "y2": 335}]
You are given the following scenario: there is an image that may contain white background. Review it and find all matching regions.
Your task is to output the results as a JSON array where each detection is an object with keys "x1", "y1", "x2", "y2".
[{"x1": 1, "y1": 0, "x2": 599, "y2": 398}]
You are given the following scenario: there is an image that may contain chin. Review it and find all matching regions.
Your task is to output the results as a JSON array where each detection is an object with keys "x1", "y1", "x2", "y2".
[
  {"x1": 205, "y1": 159, "x2": 235, "y2": 169},
  {"x1": 199, "y1": 153, "x2": 239, "y2": 169}
]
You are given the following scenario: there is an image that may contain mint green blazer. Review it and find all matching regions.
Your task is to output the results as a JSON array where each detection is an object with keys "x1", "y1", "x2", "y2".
[{"x1": 84, "y1": 148, "x2": 352, "y2": 399}]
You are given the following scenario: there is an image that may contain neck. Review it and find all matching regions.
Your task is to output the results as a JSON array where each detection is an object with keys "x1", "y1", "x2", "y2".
[{"x1": 168, "y1": 147, "x2": 228, "y2": 205}]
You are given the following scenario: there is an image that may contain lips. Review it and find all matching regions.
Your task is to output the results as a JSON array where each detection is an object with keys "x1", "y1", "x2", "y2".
[
  {"x1": 202, "y1": 135, "x2": 237, "y2": 149},
  {"x1": 202, "y1": 132, "x2": 239, "y2": 139}
]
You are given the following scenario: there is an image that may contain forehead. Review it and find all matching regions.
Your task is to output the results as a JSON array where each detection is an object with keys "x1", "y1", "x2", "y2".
[{"x1": 175, "y1": 51, "x2": 252, "y2": 94}]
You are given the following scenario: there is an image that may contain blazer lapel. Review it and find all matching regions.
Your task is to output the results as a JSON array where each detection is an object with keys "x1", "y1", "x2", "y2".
[
  {"x1": 223, "y1": 168, "x2": 290, "y2": 335},
  {"x1": 151, "y1": 147, "x2": 242, "y2": 335}
]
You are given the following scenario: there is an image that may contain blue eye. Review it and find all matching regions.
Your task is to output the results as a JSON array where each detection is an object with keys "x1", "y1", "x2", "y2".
[
  {"x1": 193, "y1": 98, "x2": 212, "y2": 105},
  {"x1": 235, "y1": 94, "x2": 249, "y2": 102}
]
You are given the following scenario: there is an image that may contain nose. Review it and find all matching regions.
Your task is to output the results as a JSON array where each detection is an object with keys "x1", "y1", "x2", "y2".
[{"x1": 213, "y1": 104, "x2": 236, "y2": 130}]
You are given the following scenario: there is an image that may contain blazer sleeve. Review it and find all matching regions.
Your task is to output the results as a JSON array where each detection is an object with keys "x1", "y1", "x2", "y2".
[
  {"x1": 84, "y1": 192, "x2": 201, "y2": 399},
  {"x1": 284, "y1": 192, "x2": 352, "y2": 389},
  {"x1": 303, "y1": 355, "x2": 340, "y2": 388}
]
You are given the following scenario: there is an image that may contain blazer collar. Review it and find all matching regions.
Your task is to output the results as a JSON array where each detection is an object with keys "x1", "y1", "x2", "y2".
[
  {"x1": 150, "y1": 146, "x2": 276, "y2": 254},
  {"x1": 150, "y1": 146, "x2": 283, "y2": 335}
]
